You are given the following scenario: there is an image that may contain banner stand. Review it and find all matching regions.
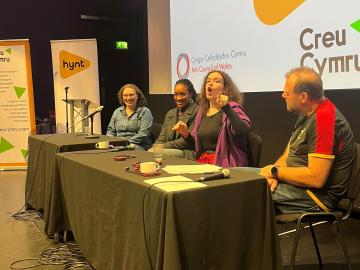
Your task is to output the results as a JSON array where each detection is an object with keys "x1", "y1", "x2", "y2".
[{"x1": 0, "y1": 39, "x2": 36, "y2": 170}]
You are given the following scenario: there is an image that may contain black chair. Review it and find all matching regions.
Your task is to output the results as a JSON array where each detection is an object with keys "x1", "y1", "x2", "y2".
[
  {"x1": 276, "y1": 143, "x2": 360, "y2": 270},
  {"x1": 246, "y1": 131, "x2": 262, "y2": 167},
  {"x1": 350, "y1": 194, "x2": 360, "y2": 214},
  {"x1": 149, "y1": 122, "x2": 162, "y2": 144}
]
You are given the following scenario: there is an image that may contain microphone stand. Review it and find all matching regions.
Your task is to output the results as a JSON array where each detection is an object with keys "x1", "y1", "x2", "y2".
[
  {"x1": 85, "y1": 115, "x2": 100, "y2": 139},
  {"x1": 65, "y1": 87, "x2": 69, "y2": 133}
]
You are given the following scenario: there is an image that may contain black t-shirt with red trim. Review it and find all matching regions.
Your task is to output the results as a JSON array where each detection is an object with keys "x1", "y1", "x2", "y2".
[{"x1": 287, "y1": 98, "x2": 354, "y2": 209}]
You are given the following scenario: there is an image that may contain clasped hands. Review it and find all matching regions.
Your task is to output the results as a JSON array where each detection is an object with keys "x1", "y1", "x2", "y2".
[
  {"x1": 148, "y1": 143, "x2": 165, "y2": 153},
  {"x1": 260, "y1": 165, "x2": 278, "y2": 192}
]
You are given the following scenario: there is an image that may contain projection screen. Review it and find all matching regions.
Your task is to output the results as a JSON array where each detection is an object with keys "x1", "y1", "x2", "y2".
[{"x1": 148, "y1": 0, "x2": 360, "y2": 93}]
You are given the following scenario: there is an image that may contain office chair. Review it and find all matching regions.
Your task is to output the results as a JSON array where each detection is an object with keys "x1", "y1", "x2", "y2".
[
  {"x1": 246, "y1": 131, "x2": 263, "y2": 167},
  {"x1": 276, "y1": 143, "x2": 360, "y2": 270}
]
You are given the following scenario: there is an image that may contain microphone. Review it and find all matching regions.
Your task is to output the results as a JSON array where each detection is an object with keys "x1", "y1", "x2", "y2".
[
  {"x1": 83, "y1": 106, "x2": 104, "y2": 120},
  {"x1": 64, "y1": 86, "x2": 69, "y2": 91},
  {"x1": 110, "y1": 143, "x2": 136, "y2": 152},
  {"x1": 198, "y1": 168, "x2": 230, "y2": 182}
]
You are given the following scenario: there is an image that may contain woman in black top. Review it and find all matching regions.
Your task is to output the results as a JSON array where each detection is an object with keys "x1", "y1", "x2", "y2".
[{"x1": 173, "y1": 70, "x2": 251, "y2": 167}]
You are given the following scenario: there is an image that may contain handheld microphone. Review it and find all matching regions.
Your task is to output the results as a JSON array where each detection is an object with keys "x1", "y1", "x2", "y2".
[
  {"x1": 64, "y1": 86, "x2": 69, "y2": 91},
  {"x1": 198, "y1": 168, "x2": 230, "y2": 182},
  {"x1": 110, "y1": 143, "x2": 136, "y2": 152},
  {"x1": 83, "y1": 106, "x2": 104, "y2": 120}
]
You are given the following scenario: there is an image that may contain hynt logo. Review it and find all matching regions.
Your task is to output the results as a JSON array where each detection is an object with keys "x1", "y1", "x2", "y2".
[
  {"x1": 253, "y1": 0, "x2": 305, "y2": 25},
  {"x1": 60, "y1": 50, "x2": 91, "y2": 79}
]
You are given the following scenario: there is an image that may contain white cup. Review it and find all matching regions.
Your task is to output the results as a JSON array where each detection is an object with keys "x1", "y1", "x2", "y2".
[
  {"x1": 95, "y1": 141, "x2": 110, "y2": 149},
  {"x1": 140, "y1": 162, "x2": 160, "y2": 174}
]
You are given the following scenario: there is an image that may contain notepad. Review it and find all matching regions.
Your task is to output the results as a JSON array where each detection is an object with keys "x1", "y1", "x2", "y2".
[
  {"x1": 144, "y1": 176, "x2": 207, "y2": 192},
  {"x1": 162, "y1": 164, "x2": 221, "y2": 174}
]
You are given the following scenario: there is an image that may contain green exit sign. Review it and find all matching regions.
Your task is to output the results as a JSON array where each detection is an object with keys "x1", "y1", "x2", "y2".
[{"x1": 115, "y1": 41, "x2": 128, "y2": 50}]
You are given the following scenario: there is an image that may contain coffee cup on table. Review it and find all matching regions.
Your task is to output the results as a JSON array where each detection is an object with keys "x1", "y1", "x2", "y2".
[
  {"x1": 95, "y1": 141, "x2": 109, "y2": 149},
  {"x1": 140, "y1": 162, "x2": 160, "y2": 174}
]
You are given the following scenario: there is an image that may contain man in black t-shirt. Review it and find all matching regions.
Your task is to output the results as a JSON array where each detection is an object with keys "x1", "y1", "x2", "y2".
[{"x1": 260, "y1": 67, "x2": 354, "y2": 214}]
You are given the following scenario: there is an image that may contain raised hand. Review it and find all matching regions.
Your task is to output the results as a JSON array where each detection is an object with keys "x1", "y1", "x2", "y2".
[
  {"x1": 172, "y1": 121, "x2": 190, "y2": 138},
  {"x1": 215, "y1": 92, "x2": 229, "y2": 109}
]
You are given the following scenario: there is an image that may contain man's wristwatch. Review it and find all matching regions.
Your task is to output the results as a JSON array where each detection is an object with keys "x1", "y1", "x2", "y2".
[{"x1": 271, "y1": 165, "x2": 279, "y2": 179}]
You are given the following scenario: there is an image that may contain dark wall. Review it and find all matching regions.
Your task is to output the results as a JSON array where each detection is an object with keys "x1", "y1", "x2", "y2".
[
  {"x1": 247, "y1": 89, "x2": 360, "y2": 165},
  {"x1": 2, "y1": 0, "x2": 359, "y2": 165},
  {"x1": 1, "y1": 0, "x2": 147, "y2": 122},
  {"x1": 1, "y1": 0, "x2": 99, "y2": 119}
]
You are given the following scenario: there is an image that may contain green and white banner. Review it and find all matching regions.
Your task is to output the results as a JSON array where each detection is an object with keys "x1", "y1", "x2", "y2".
[{"x1": 0, "y1": 39, "x2": 35, "y2": 170}]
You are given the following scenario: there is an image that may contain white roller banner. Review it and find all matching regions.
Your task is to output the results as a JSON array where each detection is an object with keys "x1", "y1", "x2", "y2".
[
  {"x1": 50, "y1": 39, "x2": 101, "y2": 133},
  {"x1": 0, "y1": 39, "x2": 36, "y2": 170}
]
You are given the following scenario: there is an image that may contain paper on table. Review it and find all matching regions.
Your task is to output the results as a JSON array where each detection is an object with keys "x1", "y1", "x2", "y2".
[
  {"x1": 144, "y1": 176, "x2": 207, "y2": 192},
  {"x1": 162, "y1": 164, "x2": 221, "y2": 174}
]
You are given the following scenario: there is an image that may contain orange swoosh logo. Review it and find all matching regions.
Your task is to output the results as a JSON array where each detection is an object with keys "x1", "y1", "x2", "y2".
[
  {"x1": 59, "y1": 50, "x2": 91, "y2": 79},
  {"x1": 254, "y1": 0, "x2": 306, "y2": 25}
]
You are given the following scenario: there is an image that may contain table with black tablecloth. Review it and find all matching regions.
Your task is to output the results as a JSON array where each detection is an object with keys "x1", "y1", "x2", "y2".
[
  {"x1": 55, "y1": 150, "x2": 283, "y2": 270},
  {"x1": 25, "y1": 133, "x2": 128, "y2": 236}
]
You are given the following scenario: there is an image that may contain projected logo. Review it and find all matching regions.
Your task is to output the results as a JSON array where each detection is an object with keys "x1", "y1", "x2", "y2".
[
  {"x1": 351, "y1": 19, "x2": 360, "y2": 33},
  {"x1": 253, "y1": 0, "x2": 305, "y2": 25},
  {"x1": 59, "y1": 50, "x2": 91, "y2": 79},
  {"x1": 176, "y1": 53, "x2": 190, "y2": 79}
]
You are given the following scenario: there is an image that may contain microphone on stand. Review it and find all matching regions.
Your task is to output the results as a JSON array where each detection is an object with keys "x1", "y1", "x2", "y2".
[
  {"x1": 64, "y1": 86, "x2": 70, "y2": 133},
  {"x1": 82, "y1": 106, "x2": 104, "y2": 120},
  {"x1": 197, "y1": 168, "x2": 230, "y2": 182},
  {"x1": 84, "y1": 106, "x2": 104, "y2": 139}
]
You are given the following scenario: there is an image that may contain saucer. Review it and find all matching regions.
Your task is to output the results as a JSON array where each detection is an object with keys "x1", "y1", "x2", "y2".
[
  {"x1": 140, "y1": 170, "x2": 161, "y2": 177},
  {"x1": 131, "y1": 163, "x2": 161, "y2": 176}
]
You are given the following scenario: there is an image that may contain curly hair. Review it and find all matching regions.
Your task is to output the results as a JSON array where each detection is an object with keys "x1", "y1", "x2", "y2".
[
  {"x1": 199, "y1": 70, "x2": 243, "y2": 111},
  {"x1": 117, "y1": 84, "x2": 148, "y2": 107},
  {"x1": 175, "y1": 79, "x2": 197, "y2": 101}
]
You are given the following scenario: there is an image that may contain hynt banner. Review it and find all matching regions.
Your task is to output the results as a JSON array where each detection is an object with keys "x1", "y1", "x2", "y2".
[{"x1": 50, "y1": 39, "x2": 101, "y2": 133}]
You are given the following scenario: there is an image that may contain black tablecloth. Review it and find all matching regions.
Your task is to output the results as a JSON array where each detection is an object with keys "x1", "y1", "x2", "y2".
[
  {"x1": 56, "y1": 150, "x2": 283, "y2": 270},
  {"x1": 25, "y1": 133, "x2": 128, "y2": 236}
]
